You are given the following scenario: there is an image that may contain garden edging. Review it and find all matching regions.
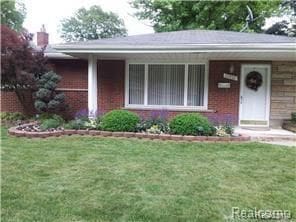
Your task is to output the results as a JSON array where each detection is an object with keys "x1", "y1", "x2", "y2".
[{"x1": 8, "y1": 124, "x2": 250, "y2": 142}]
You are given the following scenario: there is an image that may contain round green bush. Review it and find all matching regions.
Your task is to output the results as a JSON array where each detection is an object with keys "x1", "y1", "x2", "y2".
[
  {"x1": 101, "y1": 110, "x2": 140, "y2": 132},
  {"x1": 169, "y1": 113, "x2": 213, "y2": 136}
]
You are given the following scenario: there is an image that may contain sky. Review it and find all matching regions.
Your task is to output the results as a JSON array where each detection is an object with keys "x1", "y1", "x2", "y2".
[
  {"x1": 22, "y1": 0, "x2": 154, "y2": 44},
  {"x1": 22, "y1": 0, "x2": 286, "y2": 44}
]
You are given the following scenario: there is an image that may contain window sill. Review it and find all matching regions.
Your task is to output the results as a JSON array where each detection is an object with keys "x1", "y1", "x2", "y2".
[{"x1": 123, "y1": 106, "x2": 215, "y2": 113}]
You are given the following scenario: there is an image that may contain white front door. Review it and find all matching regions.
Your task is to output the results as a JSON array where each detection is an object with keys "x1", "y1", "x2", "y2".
[{"x1": 239, "y1": 64, "x2": 271, "y2": 127}]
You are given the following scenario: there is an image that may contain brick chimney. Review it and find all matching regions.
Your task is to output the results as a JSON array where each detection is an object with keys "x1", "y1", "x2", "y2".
[{"x1": 37, "y1": 24, "x2": 49, "y2": 47}]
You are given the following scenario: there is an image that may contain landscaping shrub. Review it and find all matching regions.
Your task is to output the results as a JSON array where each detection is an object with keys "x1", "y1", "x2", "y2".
[
  {"x1": 136, "y1": 112, "x2": 169, "y2": 134},
  {"x1": 101, "y1": 110, "x2": 140, "y2": 132},
  {"x1": 292, "y1": 112, "x2": 296, "y2": 123},
  {"x1": 64, "y1": 119, "x2": 88, "y2": 130},
  {"x1": 38, "y1": 113, "x2": 64, "y2": 125},
  {"x1": 64, "y1": 117, "x2": 101, "y2": 130},
  {"x1": 34, "y1": 71, "x2": 67, "y2": 114},
  {"x1": 0, "y1": 112, "x2": 26, "y2": 121},
  {"x1": 40, "y1": 119, "x2": 61, "y2": 130},
  {"x1": 169, "y1": 113, "x2": 213, "y2": 136}
]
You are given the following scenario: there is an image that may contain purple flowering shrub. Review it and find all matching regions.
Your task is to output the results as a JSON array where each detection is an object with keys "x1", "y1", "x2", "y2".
[
  {"x1": 64, "y1": 108, "x2": 102, "y2": 130},
  {"x1": 208, "y1": 113, "x2": 235, "y2": 135},
  {"x1": 136, "y1": 109, "x2": 169, "y2": 133}
]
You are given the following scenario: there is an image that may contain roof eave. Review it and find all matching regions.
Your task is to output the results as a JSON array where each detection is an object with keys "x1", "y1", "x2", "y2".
[{"x1": 52, "y1": 43, "x2": 296, "y2": 54}]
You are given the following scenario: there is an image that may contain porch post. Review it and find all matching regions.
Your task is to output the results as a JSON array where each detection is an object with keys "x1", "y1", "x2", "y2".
[{"x1": 88, "y1": 54, "x2": 98, "y2": 117}]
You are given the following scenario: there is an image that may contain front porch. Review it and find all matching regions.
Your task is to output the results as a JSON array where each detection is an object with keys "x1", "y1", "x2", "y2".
[{"x1": 83, "y1": 52, "x2": 296, "y2": 127}]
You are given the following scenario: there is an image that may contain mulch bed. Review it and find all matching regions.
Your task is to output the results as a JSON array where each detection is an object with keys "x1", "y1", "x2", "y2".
[{"x1": 8, "y1": 123, "x2": 250, "y2": 142}]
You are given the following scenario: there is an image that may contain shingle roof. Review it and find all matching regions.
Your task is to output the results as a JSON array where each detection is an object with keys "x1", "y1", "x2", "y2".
[{"x1": 59, "y1": 29, "x2": 296, "y2": 46}]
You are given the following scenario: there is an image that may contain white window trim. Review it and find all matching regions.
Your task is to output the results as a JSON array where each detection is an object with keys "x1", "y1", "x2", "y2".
[{"x1": 125, "y1": 61, "x2": 209, "y2": 111}]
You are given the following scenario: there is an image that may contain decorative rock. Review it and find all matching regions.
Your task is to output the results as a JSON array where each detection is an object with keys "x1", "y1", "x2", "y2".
[
  {"x1": 64, "y1": 129, "x2": 76, "y2": 135},
  {"x1": 207, "y1": 136, "x2": 220, "y2": 142},
  {"x1": 218, "y1": 137, "x2": 231, "y2": 142},
  {"x1": 183, "y1": 135, "x2": 195, "y2": 141},
  {"x1": 123, "y1": 132, "x2": 135, "y2": 138},
  {"x1": 170, "y1": 135, "x2": 183, "y2": 141},
  {"x1": 89, "y1": 130, "x2": 101, "y2": 136},
  {"x1": 134, "y1": 132, "x2": 144, "y2": 139},
  {"x1": 159, "y1": 134, "x2": 171, "y2": 140},
  {"x1": 193, "y1": 136, "x2": 207, "y2": 141},
  {"x1": 112, "y1": 132, "x2": 124, "y2": 137},
  {"x1": 141, "y1": 133, "x2": 151, "y2": 139},
  {"x1": 77, "y1": 130, "x2": 88, "y2": 135},
  {"x1": 100, "y1": 131, "x2": 112, "y2": 137}
]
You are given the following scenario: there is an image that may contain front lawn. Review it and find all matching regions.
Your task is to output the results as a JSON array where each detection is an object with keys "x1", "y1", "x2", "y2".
[{"x1": 1, "y1": 127, "x2": 295, "y2": 221}]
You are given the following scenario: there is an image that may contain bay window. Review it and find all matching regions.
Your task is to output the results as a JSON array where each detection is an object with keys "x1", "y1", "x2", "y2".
[{"x1": 126, "y1": 63, "x2": 207, "y2": 109}]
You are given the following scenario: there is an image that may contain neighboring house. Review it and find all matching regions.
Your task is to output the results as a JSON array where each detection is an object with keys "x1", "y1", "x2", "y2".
[{"x1": 1, "y1": 29, "x2": 295, "y2": 127}]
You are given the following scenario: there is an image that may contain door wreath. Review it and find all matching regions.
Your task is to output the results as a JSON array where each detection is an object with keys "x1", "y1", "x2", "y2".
[{"x1": 245, "y1": 71, "x2": 262, "y2": 91}]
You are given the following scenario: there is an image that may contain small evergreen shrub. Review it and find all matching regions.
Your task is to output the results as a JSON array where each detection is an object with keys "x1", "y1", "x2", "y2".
[
  {"x1": 40, "y1": 119, "x2": 61, "y2": 130},
  {"x1": 169, "y1": 113, "x2": 213, "y2": 136},
  {"x1": 101, "y1": 110, "x2": 140, "y2": 132},
  {"x1": 292, "y1": 112, "x2": 296, "y2": 123},
  {"x1": 34, "y1": 71, "x2": 67, "y2": 114}
]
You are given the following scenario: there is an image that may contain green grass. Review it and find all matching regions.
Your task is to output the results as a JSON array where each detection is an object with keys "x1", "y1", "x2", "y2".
[{"x1": 1, "y1": 127, "x2": 295, "y2": 222}]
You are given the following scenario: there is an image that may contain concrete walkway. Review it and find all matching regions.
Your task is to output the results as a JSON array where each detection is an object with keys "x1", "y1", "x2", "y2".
[{"x1": 234, "y1": 127, "x2": 296, "y2": 147}]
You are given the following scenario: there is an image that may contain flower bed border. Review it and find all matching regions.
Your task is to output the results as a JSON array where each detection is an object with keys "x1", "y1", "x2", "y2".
[{"x1": 8, "y1": 124, "x2": 250, "y2": 142}]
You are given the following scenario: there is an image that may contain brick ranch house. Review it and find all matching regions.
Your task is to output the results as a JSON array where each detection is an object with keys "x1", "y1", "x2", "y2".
[{"x1": 1, "y1": 29, "x2": 295, "y2": 127}]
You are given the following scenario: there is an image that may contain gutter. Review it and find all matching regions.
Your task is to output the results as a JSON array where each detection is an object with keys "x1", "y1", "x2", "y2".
[
  {"x1": 52, "y1": 43, "x2": 296, "y2": 54},
  {"x1": 45, "y1": 52, "x2": 76, "y2": 59}
]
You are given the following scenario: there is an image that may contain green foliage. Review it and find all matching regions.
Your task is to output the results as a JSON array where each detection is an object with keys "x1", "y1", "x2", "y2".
[
  {"x1": 136, "y1": 118, "x2": 169, "y2": 133},
  {"x1": 34, "y1": 71, "x2": 67, "y2": 114},
  {"x1": 101, "y1": 110, "x2": 140, "y2": 132},
  {"x1": 2, "y1": 126, "x2": 296, "y2": 222},
  {"x1": 291, "y1": 112, "x2": 296, "y2": 123},
  {"x1": 60, "y1": 5, "x2": 127, "y2": 42},
  {"x1": 169, "y1": 113, "x2": 213, "y2": 136},
  {"x1": 64, "y1": 117, "x2": 101, "y2": 130},
  {"x1": 0, "y1": 0, "x2": 26, "y2": 31},
  {"x1": 147, "y1": 125, "x2": 162, "y2": 134},
  {"x1": 40, "y1": 119, "x2": 61, "y2": 130},
  {"x1": 0, "y1": 112, "x2": 26, "y2": 121},
  {"x1": 38, "y1": 113, "x2": 64, "y2": 125},
  {"x1": 131, "y1": 0, "x2": 281, "y2": 33},
  {"x1": 64, "y1": 119, "x2": 88, "y2": 130}
]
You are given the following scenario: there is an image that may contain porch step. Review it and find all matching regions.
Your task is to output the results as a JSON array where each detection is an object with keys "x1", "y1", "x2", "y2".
[
  {"x1": 250, "y1": 135, "x2": 296, "y2": 142},
  {"x1": 241, "y1": 127, "x2": 270, "y2": 131},
  {"x1": 234, "y1": 127, "x2": 296, "y2": 143}
]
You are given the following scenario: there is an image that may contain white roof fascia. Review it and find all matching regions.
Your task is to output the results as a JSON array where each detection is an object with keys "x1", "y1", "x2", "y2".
[{"x1": 52, "y1": 43, "x2": 296, "y2": 53}]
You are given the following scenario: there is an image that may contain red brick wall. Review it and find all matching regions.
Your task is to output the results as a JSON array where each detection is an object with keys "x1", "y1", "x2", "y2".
[
  {"x1": 50, "y1": 59, "x2": 88, "y2": 117},
  {"x1": 207, "y1": 61, "x2": 241, "y2": 123},
  {"x1": 97, "y1": 60, "x2": 125, "y2": 113},
  {"x1": 51, "y1": 59, "x2": 88, "y2": 89},
  {"x1": 1, "y1": 91, "x2": 24, "y2": 113},
  {"x1": 2, "y1": 58, "x2": 271, "y2": 124}
]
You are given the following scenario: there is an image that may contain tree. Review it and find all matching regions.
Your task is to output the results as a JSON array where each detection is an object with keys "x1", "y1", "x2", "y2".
[
  {"x1": 265, "y1": 0, "x2": 296, "y2": 36},
  {"x1": 1, "y1": 25, "x2": 48, "y2": 114},
  {"x1": 0, "y1": 0, "x2": 26, "y2": 31},
  {"x1": 265, "y1": 20, "x2": 290, "y2": 36},
  {"x1": 34, "y1": 71, "x2": 67, "y2": 114},
  {"x1": 60, "y1": 5, "x2": 127, "y2": 42},
  {"x1": 131, "y1": 0, "x2": 281, "y2": 33}
]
